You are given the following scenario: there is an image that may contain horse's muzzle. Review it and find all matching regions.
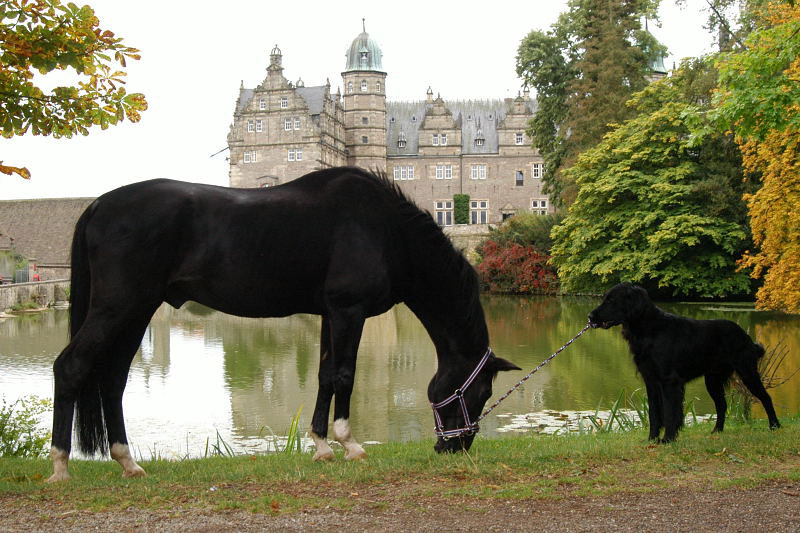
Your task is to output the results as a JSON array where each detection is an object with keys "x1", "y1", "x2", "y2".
[{"x1": 434, "y1": 434, "x2": 475, "y2": 454}]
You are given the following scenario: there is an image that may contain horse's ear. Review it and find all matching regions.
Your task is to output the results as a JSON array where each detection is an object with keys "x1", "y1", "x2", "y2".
[{"x1": 490, "y1": 356, "x2": 521, "y2": 373}]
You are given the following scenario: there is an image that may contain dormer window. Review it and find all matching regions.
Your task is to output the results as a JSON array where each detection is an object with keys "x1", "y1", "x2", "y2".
[
  {"x1": 411, "y1": 115, "x2": 417, "y2": 122},
  {"x1": 398, "y1": 131, "x2": 406, "y2": 149},
  {"x1": 360, "y1": 51, "x2": 368, "y2": 67},
  {"x1": 259, "y1": 98, "x2": 267, "y2": 110},
  {"x1": 475, "y1": 138, "x2": 485, "y2": 147}
]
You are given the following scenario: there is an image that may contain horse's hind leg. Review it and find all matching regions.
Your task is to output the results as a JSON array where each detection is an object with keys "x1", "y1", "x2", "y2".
[
  {"x1": 102, "y1": 314, "x2": 154, "y2": 478},
  {"x1": 328, "y1": 307, "x2": 367, "y2": 461},
  {"x1": 310, "y1": 317, "x2": 335, "y2": 461},
  {"x1": 48, "y1": 317, "x2": 117, "y2": 482}
]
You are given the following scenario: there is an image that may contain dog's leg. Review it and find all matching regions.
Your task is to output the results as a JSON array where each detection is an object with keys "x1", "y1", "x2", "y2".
[
  {"x1": 704, "y1": 374, "x2": 728, "y2": 432},
  {"x1": 660, "y1": 381, "x2": 685, "y2": 443},
  {"x1": 644, "y1": 381, "x2": 663, "y2": 441},
  {"x1": 736, "y1": 366, "x2": 781, "y2": 429}
]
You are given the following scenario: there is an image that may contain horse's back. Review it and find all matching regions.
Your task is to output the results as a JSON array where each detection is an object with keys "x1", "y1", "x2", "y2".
[{"x1": 79, "y1": 169, "x2": 407, "y2": 317}]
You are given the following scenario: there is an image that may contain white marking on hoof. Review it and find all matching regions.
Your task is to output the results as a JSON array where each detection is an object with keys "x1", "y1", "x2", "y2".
[
  {"x1": 111, "y1": 443, "x2": 147, "y2": 478},
  {"x1": 46, "y1": 447, "x2": 70, "y2": 483},
  {"x1": 333, "y1": 418, "x2": 367, "y2": 461},
  {"x1": 310, "y1": 431, "x2": 334, "y2": 461}
]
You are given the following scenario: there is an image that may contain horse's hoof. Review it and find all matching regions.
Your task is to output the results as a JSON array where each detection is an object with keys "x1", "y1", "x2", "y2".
[
  {"x1": 344, "y1": 446, "x2": 367, "y2": 461},
  {"x1": 46, "y1": 472, "x2": 70, "y2": 483},
  {"x1": 122, "y1": 467, "x2": 147, "y2": 478},
  {"x1": 313, "y1": 450, "x2": 335, "y2": 462}
]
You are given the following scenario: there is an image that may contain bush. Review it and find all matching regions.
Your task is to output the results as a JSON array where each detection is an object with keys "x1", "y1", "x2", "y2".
[
  {"x1": 453, "y1": 194, "x2": 470, "y2": 224},
  {"x1": 476, "y1": 240, "x2": 558, "y2": 294},
  {"x1": 485, "y1": 212, "x2": 563, "y2": 252},
  {"x1": 0, "y1": 396, "x2": 52, "y2": 458}
]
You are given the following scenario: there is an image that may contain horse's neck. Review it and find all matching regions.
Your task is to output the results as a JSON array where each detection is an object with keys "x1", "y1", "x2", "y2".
[{"x1": 406, "y1": 292, "x2": 488, "y2": 364}]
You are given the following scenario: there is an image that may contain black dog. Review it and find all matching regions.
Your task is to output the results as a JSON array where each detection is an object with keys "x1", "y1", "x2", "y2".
[{"x1": 588, "y1": 283, "x2": 780, "y2": 443}]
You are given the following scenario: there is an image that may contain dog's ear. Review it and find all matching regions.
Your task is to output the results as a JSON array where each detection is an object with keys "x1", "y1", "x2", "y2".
[
  {"x1": 627, "y1": 285, "x2": 653, "y2": 316},
  {"x1": 489, "y1": 356, "x2": 522, "y2": 373}
]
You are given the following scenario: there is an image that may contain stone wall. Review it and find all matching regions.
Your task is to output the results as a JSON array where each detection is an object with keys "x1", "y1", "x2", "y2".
[
  {"x1": 0, "y1": 280, "x2": 69, "y2": 311},
  {"x1": 444, "y1": 224, "x2": 490, "y2": 262}
]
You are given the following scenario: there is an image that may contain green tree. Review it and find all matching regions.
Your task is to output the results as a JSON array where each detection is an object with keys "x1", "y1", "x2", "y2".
[
  {"x1": 516, "y1": 0, "x2": 663, "y2": 207},
  {"x1": 550, "y1": 60, "x2": 753, "y2": 297},
  {"x1": 708, "y1": 2, "x2": 800, "y2": 312},
  {"x1": 1, "y1": 0, "x2": 147, "y2": 179}
]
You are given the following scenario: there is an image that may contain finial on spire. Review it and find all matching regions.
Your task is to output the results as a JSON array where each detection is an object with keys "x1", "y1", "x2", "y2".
[{"x1": 362, "y1": 18, "x2": 366, "y2": 33}]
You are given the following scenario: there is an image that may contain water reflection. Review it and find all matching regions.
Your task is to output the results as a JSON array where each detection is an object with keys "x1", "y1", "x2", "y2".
[{"x1": 0, "y1": 296, "x2": 798, "y2": 458}]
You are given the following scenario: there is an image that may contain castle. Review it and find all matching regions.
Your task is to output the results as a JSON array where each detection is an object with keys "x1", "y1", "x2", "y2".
[{"x1": 227, "y1": 25, "x2": 551, "y2": 226}]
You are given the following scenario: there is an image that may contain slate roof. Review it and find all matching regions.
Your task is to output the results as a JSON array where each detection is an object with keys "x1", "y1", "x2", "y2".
[
  {"x1": 386, "y1": 99, "x2": 537, "y2": 156},
  {"x1": 296, "y1": 86, "x2": 328, "y2": 115},
  {"x1": 0, "y1": 198, "x2": 94, "y2": 265}
]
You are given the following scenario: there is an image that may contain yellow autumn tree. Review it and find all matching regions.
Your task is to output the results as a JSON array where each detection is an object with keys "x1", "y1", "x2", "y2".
[{"x1": 713, "y1": 2, "x2": 800, "y2": 313}]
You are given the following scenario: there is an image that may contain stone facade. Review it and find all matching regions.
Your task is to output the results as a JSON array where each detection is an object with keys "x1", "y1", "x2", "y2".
[{"x1": 228, "y1": 28, "x2": 554, "y2": 225}]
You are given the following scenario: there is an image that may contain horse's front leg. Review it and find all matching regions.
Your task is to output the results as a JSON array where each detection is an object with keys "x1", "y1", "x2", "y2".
[
  {"x1": 329, "y1": 307, "x2": 367, "y2": 461},
  {"x1": 310, "y1": 317, "x2": 335, "y2": 461}
]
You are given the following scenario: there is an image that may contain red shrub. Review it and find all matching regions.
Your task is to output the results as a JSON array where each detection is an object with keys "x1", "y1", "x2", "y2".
[{"x1": 476, "y1": 240, "x2": 558, "y2": 294}]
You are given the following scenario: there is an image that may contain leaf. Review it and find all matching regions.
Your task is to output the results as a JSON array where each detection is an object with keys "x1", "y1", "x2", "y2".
[{"x1": 0, "y1": 162, "x2": 31, "y2": 179}]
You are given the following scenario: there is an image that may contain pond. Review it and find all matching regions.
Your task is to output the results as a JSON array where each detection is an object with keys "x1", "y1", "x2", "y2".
[{"x1": 1, "y1": 295, "x2": 798, "y2": 458}]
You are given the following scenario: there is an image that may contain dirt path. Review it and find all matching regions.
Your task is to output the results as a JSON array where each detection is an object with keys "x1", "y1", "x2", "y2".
[{"x1": 2, "y1": 480, "x2": 798, "y2": 532}]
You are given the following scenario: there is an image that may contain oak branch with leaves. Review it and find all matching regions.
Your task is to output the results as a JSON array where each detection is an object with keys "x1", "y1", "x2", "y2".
[{"x1": 0, "y1": 0, "x2": 147, "y2": 179}]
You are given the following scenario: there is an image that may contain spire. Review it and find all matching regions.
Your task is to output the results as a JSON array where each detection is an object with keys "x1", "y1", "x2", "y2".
[{"x1": 362, "y1": 17, "x2": 366, "y2": 33}]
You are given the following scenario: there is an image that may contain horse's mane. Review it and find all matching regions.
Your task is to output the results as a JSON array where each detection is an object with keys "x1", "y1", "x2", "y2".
[{"x1": 362, "y1": 169, "x2": 488, "y2": 351}]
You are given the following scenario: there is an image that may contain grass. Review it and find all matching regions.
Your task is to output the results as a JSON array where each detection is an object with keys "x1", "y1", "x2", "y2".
[{"x1": 1, "y1": 416, "x2": 798, "y2": 515}]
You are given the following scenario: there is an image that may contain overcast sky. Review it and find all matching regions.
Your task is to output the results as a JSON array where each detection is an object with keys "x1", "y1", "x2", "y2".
[{"x1": 2, "y1": 0, "x2": 717, "y2": 200}]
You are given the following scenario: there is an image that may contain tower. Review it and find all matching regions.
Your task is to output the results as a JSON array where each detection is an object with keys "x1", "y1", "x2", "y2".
[{"x1": 341, "y1": 20, "x2": 387, "y2": 171}]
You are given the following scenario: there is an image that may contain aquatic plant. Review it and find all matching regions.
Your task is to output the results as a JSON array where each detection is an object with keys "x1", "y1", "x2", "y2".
[{"x1": 0, "y1": 396, "x2": 52, "y2": 458}]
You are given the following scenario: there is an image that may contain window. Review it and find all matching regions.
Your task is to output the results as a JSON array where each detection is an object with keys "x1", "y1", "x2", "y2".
[
  {"x1": 296, "y1": 149, "x2": 302, "y2": 161},
  {"x1": 470, "y1": 164, "x2": 487, "y2": 180},
  {"x1": 475, "y1": 137, "x2": 484, "y2": 147},
  {"x1": 243, "y1": 150, "x2": 257, "y2": 163},
  {"x1": 284, "y1": 118, "x2": 292, "y2": 131},
  {"x1": 531, "y1": 198, "x2": 548, "y2": 215},
  {"x1": 259, "y1": 98, "x2": 266, "y2": 110},
  {"x1": 362, "y1": 116, "x2": 369, "y2": 125},
  {"x1": 398, "y1": 139, "x2": 407, "y2": 148},
  {"x1": 347, "y1": 81, "x2": 353, "y2": 93},
  {"x1": 280, "y1": 97, "x2": 288, "y2": 108},
  {"x1": 393, "y1": 165, "x2": 415, "y2": 180},
  {"x1": 441, "y1": 133, "x2": 447, "y2": 146},
  {"x1": 532, "y1": 163, "x2": 542, "y2": 179},
  {"x1": 288, "y1": 149, "x2": 295, "y2": 161},
  {"x1": 516, "y1": 170, "x2": 524, "y2": 187},
  {"x1": 247, "y1": 120, "x2": 255, "y2": 132},
  {"x1": 256, "y1": 119, "x2": 263, "y2": 132},
  {"x1": 435, "y1": 164, "x2": 452, "y2": 179},
  {"x1": 470, "y1": 200, "x2": 489, "y2": 224},
  {"x1": 434, "y1": 200, "x2": 453, "y2": 226},
  {"x1": 432, "y1": 134, "x2": 439, "y2": 146},
  {"x1": 515, "y1": 132, "x2": 524, "y2": 145},
  {"x1": 376, "y1": 81, "x2": 381, "y2": 93},
  {"x1": 288, "y1": 149, "x2": 302, "y2": 161},
  {"x1": 294, "y1": 117, "x2": 301, "y2": 130},
  {"x1": 361, "y1": 80, "x2": 368, "y2": 92},
  {"x1": 361, "y1": 136, "x2": 368, "y2": 144}
]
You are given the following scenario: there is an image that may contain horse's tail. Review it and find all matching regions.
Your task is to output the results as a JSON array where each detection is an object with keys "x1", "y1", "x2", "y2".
[{"x1": 70, "y1": 201, "x2": 109, "y2": 456}]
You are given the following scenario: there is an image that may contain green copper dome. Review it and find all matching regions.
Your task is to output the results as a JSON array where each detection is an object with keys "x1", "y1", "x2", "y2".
[{"x1": 344, "y1": 22, "x2": 383, "y2": 72}]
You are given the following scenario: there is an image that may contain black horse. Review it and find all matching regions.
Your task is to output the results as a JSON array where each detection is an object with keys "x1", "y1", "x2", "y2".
[{"x1": 48, "y1": 167, "x2": 519, "y2": 482}]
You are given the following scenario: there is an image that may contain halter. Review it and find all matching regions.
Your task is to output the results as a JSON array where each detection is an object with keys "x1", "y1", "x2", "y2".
[
  {"x1": 430, "y1": 348, "x2": 493, "y2": 440},
  {"x1": 429, "y1": 323, "x2": 592, "y2": 441}
]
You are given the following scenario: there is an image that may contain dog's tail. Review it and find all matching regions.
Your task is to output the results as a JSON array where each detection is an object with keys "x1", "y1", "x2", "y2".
[{"x1": 754, "y1": 342, "x2": 766, "y2": 360}]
